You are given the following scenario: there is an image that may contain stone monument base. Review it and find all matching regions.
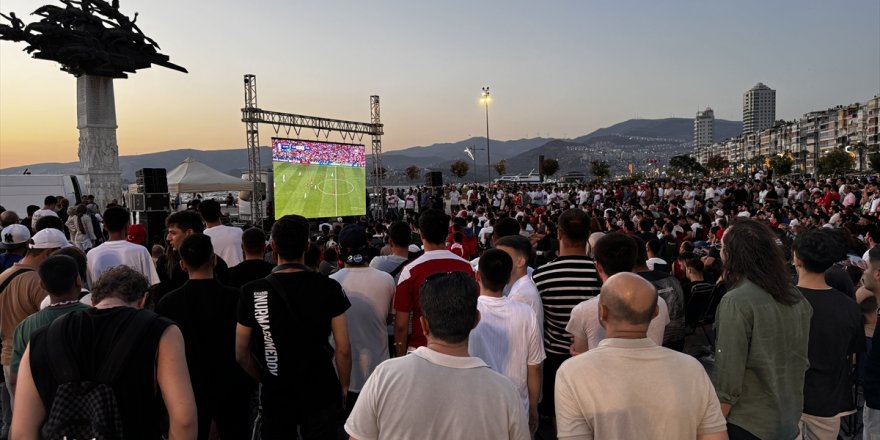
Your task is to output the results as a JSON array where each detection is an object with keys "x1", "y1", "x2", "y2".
[
  {"x1": 77, "y1": 75, "x2": 122, "y2": 209},
  {"x1": 81, "y1": 170, "x2": 122, "y2": 208}
]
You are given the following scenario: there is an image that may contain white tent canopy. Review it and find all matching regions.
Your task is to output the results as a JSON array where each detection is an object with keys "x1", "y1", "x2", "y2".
[{"x1": 166, "y1": 157, "x2": 253, "y2": 193}]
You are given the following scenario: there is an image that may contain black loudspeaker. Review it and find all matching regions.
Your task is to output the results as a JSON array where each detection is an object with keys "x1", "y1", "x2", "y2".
[
  {"x1": 426, "y1": 171, "x2": 443, "y2": 187},
  {"x1": 138, "y1": 210, "x2": 168, "y2": 248},
  {"x1": 144, "y1": 193, "x2": 170, "y2": 211},
  {"x1": 136, "y1": 168, "x2": 168, "y2": 193}
]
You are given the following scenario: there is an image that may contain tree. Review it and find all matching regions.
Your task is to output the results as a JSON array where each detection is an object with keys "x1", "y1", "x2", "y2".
[
  {"x1": 668, "y1": 155, "x2": 706, "y2": 176},
  {"x1": 817, "y1": 149, "x2": 854, "y2": 176},
  {"x1": 450, "y1": 160, "x2": 469, "y2": 179},
  {"x1": 707, "y1": 155, "x2": 729, "y2": 174},
  {"x1": 494, "y1": 160, "x2": 507, "y2": 177},
  {"x1": 769, "y1": 153, "x2": 793, "y2": 176},
  {"x1": 541, "y1": 158, "x2": 560, "y2": 177},
  {"x1": 404, "y1": 165, "x2": 421, "y2": 181},
  {"x1": 590, "y1": 160, "x2": 610, "y2": 180},
  {"x1": 371, "y1": 166, "x2": 387, "y2": 178}
]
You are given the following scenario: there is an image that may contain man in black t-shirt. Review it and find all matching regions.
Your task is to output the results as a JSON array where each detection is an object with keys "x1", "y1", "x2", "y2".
[
  {"x1": 793, "y1": 229, "x2": 864, "y2": 438},
  {"x1": 157, "y1": 234, "x2": 252, "y2": 440},
  {"x1": 236, "y1": 214, "x2": 351, "y2": 440},
  {"x1": 227, "y1": 227, "x2": 275, "y2": 288},
  {"x1": 154, "y1": 210, "x2": 229, "y2": 305}
]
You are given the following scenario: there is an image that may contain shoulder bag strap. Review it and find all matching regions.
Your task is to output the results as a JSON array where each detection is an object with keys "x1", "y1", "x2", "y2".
[
  {"x1": 263, "y1": 273, "x2": 297, "y2": 315},
  {"x1": 388, "y1": 259, "x2": 410, "y2": 278},
  {"x1": 0, "y1": 268, "x2": 34, "y2": 297}
]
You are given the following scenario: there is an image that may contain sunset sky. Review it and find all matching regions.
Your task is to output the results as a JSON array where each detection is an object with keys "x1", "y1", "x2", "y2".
[{"x1": 1, "y1": 0, "x2": 878, "y2": 168}]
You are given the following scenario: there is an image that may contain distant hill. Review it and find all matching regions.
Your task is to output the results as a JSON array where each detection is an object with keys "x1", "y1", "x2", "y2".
[
  {"x1": 500, "y1": 135, "x2": 694, "y2": 178},
  {"x1": 0, "y1": 117, "x2": 742, "y2": 183},
  {"x1": 0, "y1": 148, "x2": 272, "y2": 183},
  {"x1": 575, "y1": 118, "x2": 742, "y2": 143}
]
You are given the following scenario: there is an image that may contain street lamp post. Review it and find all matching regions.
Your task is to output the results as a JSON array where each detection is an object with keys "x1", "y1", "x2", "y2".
[{"x1": 480, "y1": 86, "x2": 491, "y2": 183}]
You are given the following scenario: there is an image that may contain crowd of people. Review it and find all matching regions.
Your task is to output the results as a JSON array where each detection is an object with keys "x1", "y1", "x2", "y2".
[
  {"x1": 273, "y1": 141, "x2": 366, "y2": 167},
  {"x1": 0, "y1": 172, "x2": 878, "y2": 439}
]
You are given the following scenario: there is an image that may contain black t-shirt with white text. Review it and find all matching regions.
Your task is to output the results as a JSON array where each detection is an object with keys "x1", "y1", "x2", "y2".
[{"x1": 237, "y1": 272, "x2": 350, "y2": 411}]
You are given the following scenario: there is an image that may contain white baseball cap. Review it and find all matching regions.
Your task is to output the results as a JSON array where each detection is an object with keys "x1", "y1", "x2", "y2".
[
  {"x1": 0, "y1": 224, "x2": 30, "y2": 249},
  {"x1": 715, "y1": 209, "x2": 725, "y2": 217},
  {"x1": 789, "y1": 219, "x2": 800, "y2": 227},
  {"x1": 29, "y1": 228, "x2": 70, "y2": 249}
]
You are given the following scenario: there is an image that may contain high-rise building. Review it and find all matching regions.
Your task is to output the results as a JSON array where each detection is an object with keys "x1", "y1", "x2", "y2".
[
  {"x1": 694, "y1": 107, "x2": 715, "y2": 149},
  {"x1": 742, "y1": 82, "x2": 776, "y2": 134}
]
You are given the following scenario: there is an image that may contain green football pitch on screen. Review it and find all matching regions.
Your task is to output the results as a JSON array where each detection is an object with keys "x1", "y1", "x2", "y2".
[{"x1": 273, "y1": 162, "x2": 366, "y2": 219}]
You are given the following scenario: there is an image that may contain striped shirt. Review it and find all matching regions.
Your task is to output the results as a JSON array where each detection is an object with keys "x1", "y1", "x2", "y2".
[{"x1": 532, "y1": 255, "x2": 601, "y2": 355}]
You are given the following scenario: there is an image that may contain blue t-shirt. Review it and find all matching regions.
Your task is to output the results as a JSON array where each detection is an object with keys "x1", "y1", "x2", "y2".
[{"x1": 0, "y1": 253, "x2": 23, "y2": 272}]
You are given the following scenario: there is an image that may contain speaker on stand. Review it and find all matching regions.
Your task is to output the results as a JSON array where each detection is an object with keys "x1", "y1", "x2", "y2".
[
  {"x1": 425, "y1": 171, "x2": 443, "y2": 188},
  {"x1": 134, "y1": 168, "x2": 170, "y2": 249}
]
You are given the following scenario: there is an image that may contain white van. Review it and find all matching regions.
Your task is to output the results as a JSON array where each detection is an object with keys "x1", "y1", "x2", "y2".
[{"x1": 0, "y1": 174, "x2": 85, "y2": 216}]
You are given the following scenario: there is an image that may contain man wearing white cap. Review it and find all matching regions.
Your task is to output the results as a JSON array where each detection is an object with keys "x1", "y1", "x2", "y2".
[
  {"x1": 0, "y1": 228, "x2": 66, "y2": 422},
  {"x1": 0, "y1": 224, "x2": 31, "y2": 272}
]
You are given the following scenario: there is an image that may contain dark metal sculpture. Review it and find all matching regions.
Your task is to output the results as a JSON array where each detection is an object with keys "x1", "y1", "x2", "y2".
[{"x1": 0, "y1": 0, "x2": 186, "y2": 78}]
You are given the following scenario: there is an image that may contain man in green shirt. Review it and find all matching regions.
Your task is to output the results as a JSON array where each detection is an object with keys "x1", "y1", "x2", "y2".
[
  {"x1": 713, "y1": 219, "x2": 812, "y2": 440},
  {"x1": 9, "y1": 255, "x2": 90, "y2": 388}
]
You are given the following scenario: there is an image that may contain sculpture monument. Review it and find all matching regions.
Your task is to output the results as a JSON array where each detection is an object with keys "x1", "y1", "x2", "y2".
[{"x1": 1, "y1": 0, "x2": 187, "y2": 208}]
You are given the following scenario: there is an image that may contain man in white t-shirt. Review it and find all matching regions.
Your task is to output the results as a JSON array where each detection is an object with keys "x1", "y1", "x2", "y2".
[
  {"x1": 345, "y1": 272, "x2": 529, "y2": 439},
  {"x1": 477, "y1": 218, "x2": 495, "y2": 247},
  {"x1": 330, "y1": 225, "x2": 395, "y2": 412},
  {"x1": 200, "y1": 200, "x2": 243, "y2": 267},
  {"x1": 404, "y1": 192, "x2": 417, "y2": 213},
  {"x1": 703, "y1": 183, "x2": 714, "y2": 202},
  {"x1": 555, "y1": 272, "x2": 727, "y2": 439},
  {"x1": 469, "y1": 249, "x2": 544, "y2": 431},
  {"x1": 448, "y1": 189, "x2": 460, "y2": 209},
  {"x1": 495, "y1": 235, "x2": 543, "y2": 331},
  {"x1": 685, "y1": 185, "x2": 696, "y2": 211},
  {"x1": 85, "y1": 206, "x2": 160, "y2": 287},
  {"x1": 567, "y1": 233, "x2": 669, "y2": 355},
  {"x1": 577, "y1": 187, "x2": 589, "y2": 207},
  {"x1": 30, "y1": 196, "x2": 59, "y2": 230}
]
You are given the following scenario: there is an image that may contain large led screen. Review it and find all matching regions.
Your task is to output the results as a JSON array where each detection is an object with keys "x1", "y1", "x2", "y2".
[{"x1": 272, "y1": 138, "x2": 366, "y2": 219}]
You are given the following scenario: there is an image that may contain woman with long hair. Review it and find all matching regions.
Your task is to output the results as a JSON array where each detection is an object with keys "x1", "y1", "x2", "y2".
[
  {"x1": 713, "y1": 218, "x2": 812, "y2": 440},
  {"x1": 64, "y1": 204, "x2": 96, "y2": 252}
]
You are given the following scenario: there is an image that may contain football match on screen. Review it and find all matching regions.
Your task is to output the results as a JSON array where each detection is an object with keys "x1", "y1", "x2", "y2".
[{"x1": 272, "y1": 138, "x2": 367, "y2": 219}]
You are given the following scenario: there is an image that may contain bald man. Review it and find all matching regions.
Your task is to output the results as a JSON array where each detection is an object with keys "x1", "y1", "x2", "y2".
[{"x1": 555, "y1": 273, "x2": 728, "y2": 440}]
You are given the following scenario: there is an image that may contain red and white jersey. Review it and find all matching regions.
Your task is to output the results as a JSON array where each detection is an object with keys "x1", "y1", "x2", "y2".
[{"x1": 394, "y1": 250, "x2": 474, "y2": 348}]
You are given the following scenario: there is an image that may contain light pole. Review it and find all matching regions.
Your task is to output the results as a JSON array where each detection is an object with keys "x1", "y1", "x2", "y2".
[{"x1": 480, "y1": 86, "x2": 491, "y2": 183}]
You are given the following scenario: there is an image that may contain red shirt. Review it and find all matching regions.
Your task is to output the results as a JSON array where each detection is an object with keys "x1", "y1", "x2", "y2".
[{"x1": 394, "y1": 250, "x2": 474, "y2": 348}]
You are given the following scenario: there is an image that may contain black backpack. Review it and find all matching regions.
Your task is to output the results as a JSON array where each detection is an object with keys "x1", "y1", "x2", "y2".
[{"x1": 42, "y1": 311, "x2": 157, "y2": 440}]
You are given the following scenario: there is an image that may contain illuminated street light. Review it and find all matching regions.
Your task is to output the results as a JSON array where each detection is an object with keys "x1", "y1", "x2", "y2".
[{"x1": 480, "y1": 86, "x2": 491, "y2": 183}]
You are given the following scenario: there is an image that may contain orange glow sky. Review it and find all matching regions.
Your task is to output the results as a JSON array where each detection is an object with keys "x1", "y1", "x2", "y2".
[{"x1": 1, "y1": 0, "x2": 878, "y2": 169}]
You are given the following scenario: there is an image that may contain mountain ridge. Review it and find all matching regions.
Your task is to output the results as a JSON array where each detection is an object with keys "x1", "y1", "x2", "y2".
[{"x1": 1, "y1": 117, "x2": 742, "y2": 182}]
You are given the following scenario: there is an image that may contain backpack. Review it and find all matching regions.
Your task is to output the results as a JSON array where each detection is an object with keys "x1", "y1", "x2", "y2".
[{"x1": 42, "y1": 311, "x2": 157, "y2": 440}]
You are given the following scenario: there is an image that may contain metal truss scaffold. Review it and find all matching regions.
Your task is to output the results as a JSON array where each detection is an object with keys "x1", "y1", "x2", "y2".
[{"x1": 241, "y1": 74, "x2": 383, "y2": 227}]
